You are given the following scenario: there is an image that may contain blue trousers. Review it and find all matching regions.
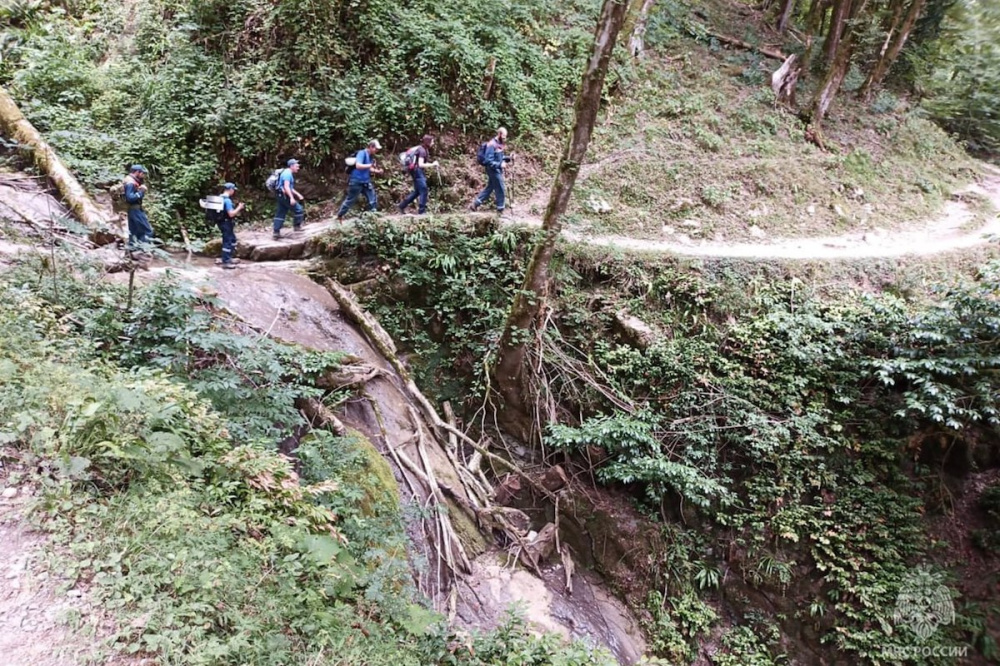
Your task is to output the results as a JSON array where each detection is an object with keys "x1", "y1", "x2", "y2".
[
  {"x1": 399, "y1": 173, "x2": 428, "y2": 214},
  {"x1": 474, "y1": 169, "x2": 505, "y2": 211},
  {"x1": 127, "y1": 207, "x2": 153, "y2": 251},
  {"x1": 218, "y1": 218, "x2": 236, "y2": 263},
  {"x1": 273, "y1": 196, "x2": 304, "y2": 234},
  {"x1": 338, "y1": 181, "x2": 376, "y2": 218}
]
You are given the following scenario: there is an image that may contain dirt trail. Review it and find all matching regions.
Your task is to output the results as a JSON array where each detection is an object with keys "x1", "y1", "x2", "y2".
[
  {"x1": 219, "y1": 172, "x2": 1000, "y2": 263},
  {"x1": 0, "y1": 475, "x2": 125, "y2": 666},
  {"x1": 510, "y1": 167, "x2": 1000, "y2": 260}
]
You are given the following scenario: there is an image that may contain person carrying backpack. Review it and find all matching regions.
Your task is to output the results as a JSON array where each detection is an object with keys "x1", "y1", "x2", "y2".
[
  {"x1": 397, "y1": 135, "x2": 439, "y2": 216},
  {"x1": 336, "y1": 139, "x2": 383, "y2": 222},
  {"x1": 217, "y1": 182, "x2": 245, "y2": 269},
  {"x1": 469, "y1": 127, "x2": 512, "y2": 214},
  {"x1": 272, "y1": 158, "x2": 305, "y2": 240},
  {"x1": 123, "y1": 164, "x2": 153, "y2": 258}
]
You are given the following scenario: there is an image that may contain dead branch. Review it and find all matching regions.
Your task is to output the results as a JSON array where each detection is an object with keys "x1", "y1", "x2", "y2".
[{"x1": 705, "y1": 30, "x2": 788, "y2": 60}]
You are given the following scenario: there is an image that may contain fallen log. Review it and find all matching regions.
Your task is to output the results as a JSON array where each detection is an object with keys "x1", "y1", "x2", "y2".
[
  {"x1": 706, "y1": 30, "x2": 788, "y2": 60},
  {"x1": 0, "y1": 85, "x2": 118, "y2": 244}
]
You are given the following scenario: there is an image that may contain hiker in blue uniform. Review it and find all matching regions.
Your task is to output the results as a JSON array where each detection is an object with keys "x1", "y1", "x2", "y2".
[
  {"x1": 397, "y1": 135, "x2": 440, "y2": 215},
  {"x1": 272, "y1": 159, "x2": 305, "y2": 240},
  {"x1": 337, "y1": 139, "x2": 383, "y2": 222},
  {"x1": 124, "y1": 164, "x2": 153, "y2": 255},
  {"x1": 218, "y1": 182, "x2": 245, "y2": 269},
  {"x1": 470, "y1": 127, "x2": 512, "y2": 214}
]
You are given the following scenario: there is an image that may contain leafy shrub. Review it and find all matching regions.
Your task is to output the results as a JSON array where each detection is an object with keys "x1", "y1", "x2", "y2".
[
  {"x1": 2, "y1": 0, "x2": 603, "y2": 236},
  {"x1": 0, "y1": 264, "x2": 614, "y2": 665}
]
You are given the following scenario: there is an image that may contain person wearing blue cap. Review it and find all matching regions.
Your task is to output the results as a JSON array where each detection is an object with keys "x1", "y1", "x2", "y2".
[
  {"x1": 218, "y1": 182, "x2": 245, "y2": 269},
  {"x1": 272, "y1": 159, "x2": 304, "y2": 240},
  {"x1": 123, "y1": 164, "x2": 153, "y2": 258}
]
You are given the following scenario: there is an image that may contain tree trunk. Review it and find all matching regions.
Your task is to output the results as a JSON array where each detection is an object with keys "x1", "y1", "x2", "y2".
[
  {"x1": 772, "y1": 53, "x2": 803, "y2": 106},
  {"x1": 0, "y1": 85, "x2": 116, "y2": 243},
  {"x1": 777, "y1": 0, "x2": 798, "y2": 33},
  {"x1": 627, "y1": 0, "x2": 657, "y2": 58},
  {"x1": 822, "y1": 0, "x2": 852, "y2": 67},
  {"x1": 810, "y1": 0, "x2": 870, "y2": 125},
  {"x1": 493, "y1": 0, "x2": 630, "y2": 438},
  {"x1": 858, "y1": 0, "x2": 926, "y2": 100}
]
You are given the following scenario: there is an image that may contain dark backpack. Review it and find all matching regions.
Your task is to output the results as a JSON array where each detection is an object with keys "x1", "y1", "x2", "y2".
[
  {"x1": 205, "y1": 207, "x2": 227, "y2": 227},
  {"x1": 476, "y1": 141, "x2": 489, "y2": 167},
  {"x1": 199, "y1": 196, "x2": 228, "y2": 227}
]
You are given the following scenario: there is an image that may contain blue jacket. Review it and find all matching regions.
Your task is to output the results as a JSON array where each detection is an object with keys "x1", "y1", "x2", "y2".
[
  {"x1": 124, "y1": 176, "x2": 145, "y2": 207},
  {"x1": 484, "y1": 139, "x2": 506, "y2": 172}
]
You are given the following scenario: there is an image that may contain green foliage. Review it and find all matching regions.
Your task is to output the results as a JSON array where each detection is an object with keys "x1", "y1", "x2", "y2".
[
  {"x1": 546, "y1": 413, "x2": 732, "y2": 509},
  {"x1": 5, "y1": 255, "x2": 346, "y2": 442},
  {"x1": 872, "y1": 261, "x2": 1000, "y2": 431},
  {"x1": 711, "y1": 624, "x2": 784, "y2": 666},
  {"x1": 920, "y1": 0, "x2": 1000, "y2": 151},
  {"x1": 643, "y1": 590, "x2": 717, "y2": 662},
  {"x1": 0, "y1": 261, "x2": 612, "y2": 665},
  {"x1": 543, "y1": 259, "x2": 1000, "y2": 662},
  {"x1": 0, "y1": 0, "x2": 601, "y2": 236},
  {"x1": 340, "y1": 217, "x2": 531, "y2": 404}
]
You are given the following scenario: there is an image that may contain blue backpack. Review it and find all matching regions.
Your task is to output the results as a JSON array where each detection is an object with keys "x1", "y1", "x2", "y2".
[{"x1": 476, "y1": 141, "x2": 489, "y2": 166}]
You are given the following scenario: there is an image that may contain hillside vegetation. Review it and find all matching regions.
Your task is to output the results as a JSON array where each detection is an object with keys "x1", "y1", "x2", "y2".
[
  {"x1": 334, "y1": 217, "x2": 1000, "y2": 664},
  {"x1": 1, "y1": 0, "x2": 997, "y2": 240},
  {"x1": 3, "y1": 0, "x2": 1000, "y2": 664}
]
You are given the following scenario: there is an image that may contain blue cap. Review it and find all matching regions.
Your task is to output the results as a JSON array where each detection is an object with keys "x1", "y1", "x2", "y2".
[
  {"x1": 130, "y1": 164, "x2": 147, "y2": 173},
  {"x1": 287, "y1": 159, "x2": 299, "y2": 167},
  {"x1": 223, "y1": 182, "x2": 237, "y2": 190}
]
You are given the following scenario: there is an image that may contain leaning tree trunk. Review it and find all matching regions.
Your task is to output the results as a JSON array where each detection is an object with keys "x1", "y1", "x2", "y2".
[
  {"x1": 493, "y1": 0, "x2": 631, "y2": 439},
  {"x1": 777, "y1": 0, "x2": 798, "y2": 33},
  {"x1": 822, "y1": 0, "x2": 852, "y2": 67},
  {"x1": 0, "y1": 86, "x2": 116, "y2": 242},
  {"x1": 810, "y1": 0, "x2": 870, "y2": 126},
  {"x1": 857, "y1": 0, "x2": 926, "y2": 100}
]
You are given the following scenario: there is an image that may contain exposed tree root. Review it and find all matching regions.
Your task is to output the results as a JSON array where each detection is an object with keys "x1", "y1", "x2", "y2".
[{"x1": 321, "y1": 278, "x2": 564, "y2": 600}]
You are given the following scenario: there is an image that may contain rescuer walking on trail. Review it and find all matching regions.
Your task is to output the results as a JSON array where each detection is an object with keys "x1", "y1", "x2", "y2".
[
  {"x1": 337, "y1": 139, "x2": 383, "y2": 222},
  {"x1": 218, "y1": 182, "x2": 244, "y2": 269},
  {"x1": 397, "y1": 135, "x2": 440, "y2": 215},
  {"x1": 123, "y1": 164, "x2": 154, "y2": 260},
  {"x1": 469, "y1": 127, "x2": 512, "y2": 214},
  {"x1": 272, "y1": 159, "x2": 305, "y2": 240}
]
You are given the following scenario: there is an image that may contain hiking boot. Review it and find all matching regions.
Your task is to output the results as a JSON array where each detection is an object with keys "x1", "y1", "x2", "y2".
[
  {"x1": 272, "y1": 232, "x2": 281, "y2": 240},
  {"x1": 221, "y1": 262, "x2": 238, "y2": 270},
  {"x1": 293, "y1": 226, "x2": 303, "y2": 234},
  {"x1": 215, "y1": 258, "x2": 241, "y2": 265},
  {"x1": 397, "y1": 205, "x2": 406, "y2": 215},
  {"x1": 468, "y1": 202, "x2": 480, "y2": 212},
  {"x1": 336, "y1": 217, "x2": 345, "y2": 224}
]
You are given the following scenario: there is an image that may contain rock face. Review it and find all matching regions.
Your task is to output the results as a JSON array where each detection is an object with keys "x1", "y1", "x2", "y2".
[
  {"x1": 201, "y1": 221, "x2": 340, "y2": 262},
  {"x1": 456, "y1": 554, "x2": 648, "y2": 665},
  {"x1": 140, "y1": 260, "x2": 648, "y2": 664}
]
